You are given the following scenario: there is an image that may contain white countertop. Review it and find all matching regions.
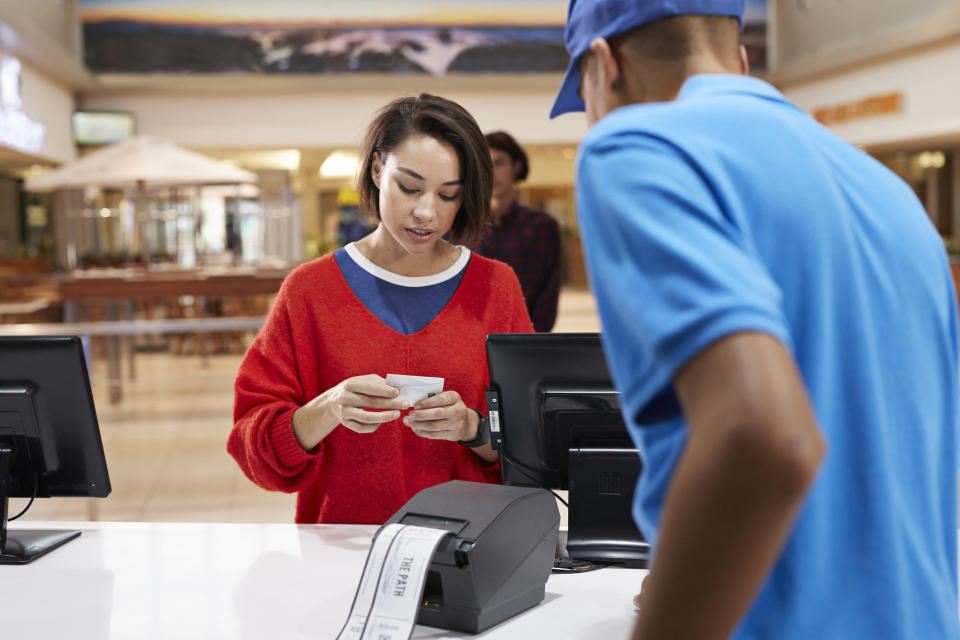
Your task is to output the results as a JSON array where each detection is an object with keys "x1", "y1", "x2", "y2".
[{"x1": 2, "y1": 521, "x2": 646, "y2": 639}]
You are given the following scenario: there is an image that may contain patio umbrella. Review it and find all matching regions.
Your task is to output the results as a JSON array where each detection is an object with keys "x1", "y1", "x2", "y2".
[
  {"x1": 23, "y1": 135, "x2": 258, "y2": 267},
  {"x1": 24, "y1": 135, "x2": 257, "y2": 190}
]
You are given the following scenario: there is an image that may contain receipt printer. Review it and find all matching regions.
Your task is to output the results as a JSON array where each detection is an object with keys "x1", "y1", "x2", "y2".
[{"x1": 382, "y1": 479, "x2": 560, "y2": 634}]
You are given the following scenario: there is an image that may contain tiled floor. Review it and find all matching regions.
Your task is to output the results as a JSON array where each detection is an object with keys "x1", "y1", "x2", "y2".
[{"x1": 13, "y1": 286, "x2": 600, "y2": 525}]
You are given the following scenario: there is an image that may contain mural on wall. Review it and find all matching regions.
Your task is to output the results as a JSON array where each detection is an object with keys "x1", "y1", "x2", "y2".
[
  {"x1": 80, "y1": 0, "x2": 767, "y2": 75},
  {"x1": 80, "y1": 0, "x2": 568, "y2": 75}
]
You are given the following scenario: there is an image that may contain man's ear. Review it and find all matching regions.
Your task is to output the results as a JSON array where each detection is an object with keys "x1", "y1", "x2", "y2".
[
  {"x1": 589, "y1": 37, "x2": 622, "y2": 96},
  {"x1": 739, "y1": 44, "x2": 750, "y2": 75},
  {"x1": 372, "y1": 152, "x2": 383, "y2": 189}
]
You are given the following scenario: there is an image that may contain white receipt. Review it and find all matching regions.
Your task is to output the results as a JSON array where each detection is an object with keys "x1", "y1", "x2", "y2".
[
  {"x1": 337, "y1": 524, "x2": 451, "y2": 640},
  {"x1": 386, "y1": 374, "x2": 444, "y2": 405}
]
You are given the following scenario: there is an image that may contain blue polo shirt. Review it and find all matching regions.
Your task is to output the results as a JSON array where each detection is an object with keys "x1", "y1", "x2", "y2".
[{"x1": 576, "y1": 74, "x2": 960, "y2": 638}]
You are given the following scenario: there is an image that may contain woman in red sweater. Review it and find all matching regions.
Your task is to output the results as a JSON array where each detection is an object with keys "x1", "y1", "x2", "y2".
[{"x1": 229, "y1": 94, "x2": 533, "y2": 524}]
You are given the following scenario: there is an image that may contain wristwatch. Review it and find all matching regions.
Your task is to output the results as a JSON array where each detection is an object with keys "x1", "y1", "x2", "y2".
[{"x1": 458, "y1": 409, "x2": 490, "y2": 447}]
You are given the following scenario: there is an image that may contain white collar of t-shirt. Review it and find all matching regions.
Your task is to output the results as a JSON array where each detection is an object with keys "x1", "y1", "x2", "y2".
[{"x1": 344, "y1": 243, "x2": 471, "y2": 287}]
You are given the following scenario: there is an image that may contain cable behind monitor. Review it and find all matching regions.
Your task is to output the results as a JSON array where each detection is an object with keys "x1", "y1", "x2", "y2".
[
  {"x1": 500, "y1": 450, "x2": 568, "y2": 507},
  {"x1": 8, "y1": 472, "x2": 38, "y2": 522},
  {"x1": 498, "y1": 451, "x2": 619, "y2": 573}
]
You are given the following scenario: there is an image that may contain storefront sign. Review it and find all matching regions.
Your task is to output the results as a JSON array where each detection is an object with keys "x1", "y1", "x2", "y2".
[
  {"x1": 0, "y1": 55, "x2": 45, "y2": 154},
  {"x1": 812, "y1": 91, "x2": 903, "y2": 126}
]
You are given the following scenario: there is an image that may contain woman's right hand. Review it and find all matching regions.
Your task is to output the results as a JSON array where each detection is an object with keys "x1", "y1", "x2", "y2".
[
  {"x1": 292, "y1": 374, "x2": 407, "y2": 450},
  {"x1": 325, "y1": 374, "x2": 408, "y2": 433}
]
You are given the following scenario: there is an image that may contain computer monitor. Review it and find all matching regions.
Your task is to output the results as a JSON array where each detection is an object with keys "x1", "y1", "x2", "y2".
[
  {"x1": 0, "y1": 336, "x2": 111, "y2": 564},
  {"x1": 486, "y1": 332, "x2": 648, "y2": 568}
]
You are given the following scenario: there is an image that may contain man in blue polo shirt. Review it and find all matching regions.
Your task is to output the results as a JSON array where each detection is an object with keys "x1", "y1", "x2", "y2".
[{"x1": 553, "y1": 1, "x2": 960, "y2": 638}]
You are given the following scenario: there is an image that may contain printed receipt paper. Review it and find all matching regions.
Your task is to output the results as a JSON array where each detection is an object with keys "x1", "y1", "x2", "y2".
[
  {"x1": 386, "y1": 374, "x2": 444, "y2": 405},
  {"x1": 337, "y1": 524, "x2": 450, "y2": 640}
]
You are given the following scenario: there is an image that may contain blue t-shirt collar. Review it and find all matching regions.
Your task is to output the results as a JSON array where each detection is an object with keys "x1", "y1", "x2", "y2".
[
  {"x1": 593, "y1": 74, "x2": 803, "y2": 131},
  {"x1": 676, "y1": 74, "x2": 800, "y2": 112}
]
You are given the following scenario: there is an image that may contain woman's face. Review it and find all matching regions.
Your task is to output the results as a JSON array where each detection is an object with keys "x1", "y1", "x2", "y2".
[{"x1": 372, "y1": 134, "x2": 463, "y2": 255}]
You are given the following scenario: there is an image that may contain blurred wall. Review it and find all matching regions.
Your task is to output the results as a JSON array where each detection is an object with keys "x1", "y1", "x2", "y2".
[
  {"x1": 773, "y1": 0, "x2": 960, "y2": 82},
  {"x1": 0, "y1": 0, "x2": 82, "y2": 59},
  {"x1": 0, "y1": 0, "x2": 90, "y2": 164},
  {"x1": 782, "y1": 41, "x2": 960, "y2": 150},
  {"x1": 20, "y1": 61, "x2": 76, "y2": 164},
  {"x1": 79, "y1": 78, "x2": 587, "y2": 148}
]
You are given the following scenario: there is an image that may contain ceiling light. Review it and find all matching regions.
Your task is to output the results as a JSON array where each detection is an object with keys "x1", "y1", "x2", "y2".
[
  {"x1": 320, "y1": 150, "x2": 360, "y2": 178},
  {"x1": 917, "y1": 151, "x2": 946, "y2": 169}
]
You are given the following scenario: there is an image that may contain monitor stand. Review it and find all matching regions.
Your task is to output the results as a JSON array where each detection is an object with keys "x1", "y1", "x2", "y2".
[
  {"x1": 0, "y1": 447, "x2": 81, "y2": 565},
  {"x1": 564, "y1": 447, "x2": 649, "y2": 568}
]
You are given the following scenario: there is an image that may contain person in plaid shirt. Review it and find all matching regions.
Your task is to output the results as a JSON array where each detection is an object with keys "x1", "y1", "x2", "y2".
[{"x1": 473, "y1": 131, "x2": 562, "y2": 332}]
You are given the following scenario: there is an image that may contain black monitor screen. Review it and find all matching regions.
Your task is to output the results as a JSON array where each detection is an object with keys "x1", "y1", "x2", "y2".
[
  {"x1": 0, "y1": 336, "x2": 111, "y2": 563},
  {"x1": 486, "y1": 332, "x2": 647, "y2": 567}
]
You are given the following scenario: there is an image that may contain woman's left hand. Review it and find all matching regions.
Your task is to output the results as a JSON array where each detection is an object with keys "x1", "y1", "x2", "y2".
[{"x1": 403, "y1": 390, "x2": 475, "y2": 442}]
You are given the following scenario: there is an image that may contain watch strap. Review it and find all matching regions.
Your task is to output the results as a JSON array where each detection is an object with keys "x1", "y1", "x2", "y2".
[{"x1": 458, "y1": 409, "x2": 490, "y2": 447}]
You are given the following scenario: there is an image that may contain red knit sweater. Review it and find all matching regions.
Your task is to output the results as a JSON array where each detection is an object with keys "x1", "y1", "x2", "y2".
[{"x1": 228, "y1": 252, "x2": 533, "y2": 524}]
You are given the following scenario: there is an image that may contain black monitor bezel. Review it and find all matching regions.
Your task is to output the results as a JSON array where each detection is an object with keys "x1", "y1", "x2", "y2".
[
  {"x1": 485, "y1": 332, "x2": 648, "y2": 567},
  {"x1": 0, "y1": 335, "x2": 111, "y2": 499},
  {"x1": 486, "y1": 332, "x2": 631, "y2": 489}
]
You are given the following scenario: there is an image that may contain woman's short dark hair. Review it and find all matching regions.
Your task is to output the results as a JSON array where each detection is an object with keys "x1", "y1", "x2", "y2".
[
  {"x1": 485, "y1": 130, "x2": 529, "y2": 182},
  {"x1": 358, "y1": 93, "x2": 492, "y2": 246}
]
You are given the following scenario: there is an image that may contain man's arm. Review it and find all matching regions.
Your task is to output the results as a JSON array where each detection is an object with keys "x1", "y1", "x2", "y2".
[{"x1": 632, "y1": 331, "x2": 826, "y2": 639}]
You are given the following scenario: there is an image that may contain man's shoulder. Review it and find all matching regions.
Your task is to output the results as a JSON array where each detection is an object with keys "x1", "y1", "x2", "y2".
[
  {"x1": 514, "y1": 205, "x2": 559, "y2": 230},
  {"x1": 579, "y1": 104, "x2": 689, "y2": 165},
  {"x1": 582, "y1": 86, "x2": 781, "y2": 155}
]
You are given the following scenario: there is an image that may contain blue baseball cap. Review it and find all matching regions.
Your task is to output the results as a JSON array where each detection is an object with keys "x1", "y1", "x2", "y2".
[{"x1": 550, "y1": 0, "x2": 745, "y2": 118}]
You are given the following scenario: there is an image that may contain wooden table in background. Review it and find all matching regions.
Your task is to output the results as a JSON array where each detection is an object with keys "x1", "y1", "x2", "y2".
[{"x1": 57, "y1": 267, "x2": 291, "y2": 319}]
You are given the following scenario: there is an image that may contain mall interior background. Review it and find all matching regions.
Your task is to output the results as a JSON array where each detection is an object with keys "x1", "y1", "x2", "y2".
[
  {"x1": 5, "y1": 1, "x2": 960, "y2": 275},
  {"x1": 3, "y1": 0, "x2": 960, "y2": 521}
]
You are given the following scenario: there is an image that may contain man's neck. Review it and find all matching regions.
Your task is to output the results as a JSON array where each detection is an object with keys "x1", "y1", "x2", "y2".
[
  {"x1": 623, "y1": 54, "x2": 742, "y2": 105},
  {"x1": 490, "y1": 192, "x2": 516, "y2": 226}
]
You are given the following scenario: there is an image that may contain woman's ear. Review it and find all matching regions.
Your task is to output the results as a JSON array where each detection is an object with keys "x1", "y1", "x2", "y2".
[{"x1": 372, "y1": 152, "x2": 383, "y2": 189}]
